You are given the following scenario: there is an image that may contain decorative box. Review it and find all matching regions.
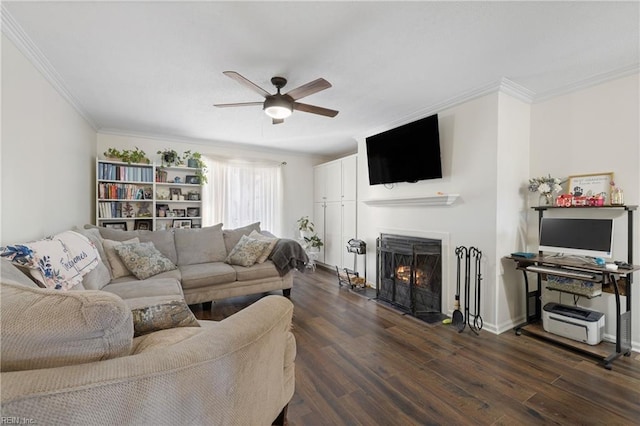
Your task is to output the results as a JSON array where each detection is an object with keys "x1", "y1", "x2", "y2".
[
  {"x1": 572, "y1": 196, "x2": 588, "y2": 206},
  {"x1": 556, "y1": 194, "x2": 573, "y2": 207}
]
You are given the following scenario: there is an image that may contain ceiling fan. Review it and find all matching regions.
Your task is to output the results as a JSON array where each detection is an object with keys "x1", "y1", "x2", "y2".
[{"x1": 214, "y1": 71, "x2": 339, "y2": 124}]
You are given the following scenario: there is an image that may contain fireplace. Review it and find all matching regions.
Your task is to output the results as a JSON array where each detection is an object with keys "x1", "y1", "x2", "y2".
[{"x1": 376, "y1": 234, "x2": 442, "y2": 322}]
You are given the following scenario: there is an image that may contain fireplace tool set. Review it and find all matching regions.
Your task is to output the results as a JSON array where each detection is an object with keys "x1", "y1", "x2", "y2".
[{"x1": 453, "y1": 246, "x2": 483, "y2": 335}]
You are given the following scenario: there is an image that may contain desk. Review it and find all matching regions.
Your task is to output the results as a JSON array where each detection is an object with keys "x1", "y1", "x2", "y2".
[{"x1": 509, "y1": 255, "x2": 639, "y2": 369}]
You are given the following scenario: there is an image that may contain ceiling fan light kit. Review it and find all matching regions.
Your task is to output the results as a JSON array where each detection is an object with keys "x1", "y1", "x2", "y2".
[
  {"x1": 215, "y1": 71, "x2": 338, "y2": 124},
  {"x1": 264, "y1": 97, "x2": 293, "y2": 119}
]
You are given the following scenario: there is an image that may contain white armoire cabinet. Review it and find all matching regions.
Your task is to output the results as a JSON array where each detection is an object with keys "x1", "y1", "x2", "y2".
[{"x1": 313, "y1": 154, "x2": 357, "y2": 269}]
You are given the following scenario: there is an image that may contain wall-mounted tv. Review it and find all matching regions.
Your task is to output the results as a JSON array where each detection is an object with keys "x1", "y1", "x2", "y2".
[
  {"x1": 538, "y1": 217, "x2": 614, "y2": 259},
  {"x1": 366, "y1": 114, "x2": 442, "y2": 185}
]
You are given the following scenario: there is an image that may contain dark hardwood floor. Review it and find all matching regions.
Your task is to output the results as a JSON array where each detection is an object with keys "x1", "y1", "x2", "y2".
[{"x1": 192, "y1": 268, "x2": 640, "y2": 425}]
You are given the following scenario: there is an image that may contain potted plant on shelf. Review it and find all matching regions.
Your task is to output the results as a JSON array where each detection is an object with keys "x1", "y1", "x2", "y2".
[
  {"x1": 157, "y1": 149, "x2": 182, "y2": 167},
  {"x1": 182, "y1": 151, "x2": 208, "y2": 184},
  {"x1": 304, "y1": 234, "x2": 323, "y2": 252},
  {"x1": 103, "y1": 147, "x2": 150, "y2": 164},
  {"x1": 297, "y1": 216, "x2": 315, "y2": 239}
]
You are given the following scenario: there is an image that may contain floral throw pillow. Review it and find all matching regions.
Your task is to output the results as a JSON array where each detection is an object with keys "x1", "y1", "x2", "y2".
[
  {"x1": 131, "y1": 300, "x2": 200, "y2": 337},
  {"x1": 225, "y1": 235, "x2": 273, "y2": 267},
  {"x1": 248, "y1": 230, "x2": 278, "y2": 263},
  {"x1": 114, "y1": 242, "x2": 177, "y2": 280}
]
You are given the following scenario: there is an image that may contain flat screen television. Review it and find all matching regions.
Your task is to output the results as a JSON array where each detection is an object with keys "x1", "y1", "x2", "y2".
[
  {"x1": 366, "y1": 114, "x2": 442, "y2": 185},
  {"x1": 538, "y1": 217, "x2": 614, "y2": 259}
]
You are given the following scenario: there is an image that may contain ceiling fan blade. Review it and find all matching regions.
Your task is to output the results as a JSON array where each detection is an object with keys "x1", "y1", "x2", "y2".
[
  {"x1": 285, "y1": 78, "x2": 332, "y2": 101},
  {"x1": 293, "y1": 102, "x2": 339, "y2": 117},
  {"x1": 223, "y1": 71, "x2": 271, "y2": 98},
  {"x1": 214, "y1": 101, "x2": 264, "y2": 108},
  {"x1": 272, "y1": 118, "x2": 284, "y2": 125}
]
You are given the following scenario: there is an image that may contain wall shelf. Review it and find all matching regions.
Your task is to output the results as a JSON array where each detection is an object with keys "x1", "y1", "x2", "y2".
[{"x1": 363, "y1": 194, "x2": 459, "y2": 207}]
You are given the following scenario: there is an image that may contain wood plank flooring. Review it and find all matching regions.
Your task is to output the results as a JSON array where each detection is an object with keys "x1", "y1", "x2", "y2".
[{"x1": 191, "y1": 268, "x2": 640, "y2": 425}]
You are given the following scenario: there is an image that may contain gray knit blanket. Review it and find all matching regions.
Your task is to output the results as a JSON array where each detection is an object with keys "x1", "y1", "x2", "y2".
[{"x1": 269, "y1": 239, "x2": 309, "y2": 276}]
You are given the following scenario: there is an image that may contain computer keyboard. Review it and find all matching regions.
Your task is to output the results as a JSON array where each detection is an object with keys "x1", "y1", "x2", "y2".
[{"x1": 526, "y1": 265, "x2": 596, "y2": 280}]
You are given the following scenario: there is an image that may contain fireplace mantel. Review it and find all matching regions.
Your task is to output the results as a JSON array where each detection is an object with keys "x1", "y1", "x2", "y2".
[{"x1": 363, "y1": 194, "x2": 459, "y2": 207}]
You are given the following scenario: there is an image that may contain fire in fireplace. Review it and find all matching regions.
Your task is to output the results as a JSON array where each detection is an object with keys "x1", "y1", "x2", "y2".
[{"x1": 377, "y1": 234, "x2": 443, "y2": 322}]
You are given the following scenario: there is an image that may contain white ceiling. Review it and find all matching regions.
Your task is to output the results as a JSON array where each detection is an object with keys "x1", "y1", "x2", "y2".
[{"x1": 3, "y1": 1, "x2": 639, "y2": 157}]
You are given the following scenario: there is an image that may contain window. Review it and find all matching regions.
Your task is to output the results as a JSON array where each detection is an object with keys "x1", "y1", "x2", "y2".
[{"x1": 202, "y1": 157, "x2": 282, "y2": 234}]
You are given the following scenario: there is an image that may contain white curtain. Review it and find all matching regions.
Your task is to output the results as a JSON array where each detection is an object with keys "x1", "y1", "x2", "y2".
[{"x1": 202, "y1": 157, "x2": 282, "y2": 235}]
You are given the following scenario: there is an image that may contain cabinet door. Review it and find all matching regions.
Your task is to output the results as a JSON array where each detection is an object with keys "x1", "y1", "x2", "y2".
[
  {"x1": 323, "y1": 202, "x2": 342, "y2": 267},
  {"x1": 324, "y1": 161, "x2": 342, "y2": 202},
  {"x1": 313, "y1": 165, "x2": 327, "y2": 203},
  {"x1": 313, "y1": 202, "x2": 326, "y2": 263},
  {"x1": 341, "y1": 201, "x2": 357, "y2": 269},
  {"x1": 341, "y1": 156, "x2": 357, "y2": 201}
]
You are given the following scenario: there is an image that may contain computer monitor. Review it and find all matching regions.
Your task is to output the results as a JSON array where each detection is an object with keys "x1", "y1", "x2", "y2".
[{"x1": 538, "y1": 217, "x2": 614, "y2": 259}]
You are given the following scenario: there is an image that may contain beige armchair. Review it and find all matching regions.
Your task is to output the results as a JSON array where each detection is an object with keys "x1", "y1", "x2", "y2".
[{"x1": 0, "y1": 266, "x2": 296, "y2": 425}]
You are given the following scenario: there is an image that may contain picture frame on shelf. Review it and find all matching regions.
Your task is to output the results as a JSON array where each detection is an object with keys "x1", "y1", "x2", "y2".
[
  {"x1": 187, "y1": 191, "x2": 200, "y2": 201},
  {"x1": 134, "y1": 219, "x2": 153, "y2": 231},
  {"x1": 170, "y1": 188, "x2": 182, "y2": 200},
  {"x1": 185, "y1": 175, "x2": 201, "y2": 185},
  {"x1": 104, "y1": 222, "x2": 127, "y2": 230},
  {"x1": 186, "y1": 207, "x2": 200, "y2": 217},
  {"x1": 174, "y1": 209, "x2": 186, "y2": 217},
  {"x1": 172, "y1": 219, "x2": 192, "y2": 229},
  {"x1": 568, "y1": 172, "x2": 614, "y2": 203}
]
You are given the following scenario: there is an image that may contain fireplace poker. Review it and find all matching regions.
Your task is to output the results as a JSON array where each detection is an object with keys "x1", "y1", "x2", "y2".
[
  {"x1": 469, "y1": 247, "x2": 483, "y2": 333},
  {"x1": 453, "y1": 246, "x2": 467, "y2": 331}
]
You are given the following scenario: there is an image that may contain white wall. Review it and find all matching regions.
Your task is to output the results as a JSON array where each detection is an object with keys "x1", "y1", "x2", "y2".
[
  {"x1": 1, "y1": 35, "x2": 96, "y2": 245},
  {"x1": 96, "y1": 132, "x2": 321, "y2": 239},
  {"x1": 358, "y1": 92, "x2": 503, "y2": 332},
  {"x1": 529, "y1": 73, "x2": 640, "y2": 346},
  {"x1": 495, "y1": 92, "x2": 531, "y2": 331}
]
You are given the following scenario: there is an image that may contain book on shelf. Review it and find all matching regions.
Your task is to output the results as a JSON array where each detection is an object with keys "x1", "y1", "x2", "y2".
[{"x1": 98, "y1": 162, "x2": 153, "y2": 182}]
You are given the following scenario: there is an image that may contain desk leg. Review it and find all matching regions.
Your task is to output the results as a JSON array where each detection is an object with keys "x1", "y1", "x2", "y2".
[
  {"x1": 515, "y1": 269, "x2": 540, "y2": 335},
  {"x1": 603, "y1": 273, "x2": 632, "y2": 370}
]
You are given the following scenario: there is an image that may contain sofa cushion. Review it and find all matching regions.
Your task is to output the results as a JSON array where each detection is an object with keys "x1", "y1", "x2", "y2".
[
  {"x1": 179, "y1": 262, "x2": 237, "y2": 290},
  {"x1": 131, "y1": 326, "x2": 205, "y2": 354},
  {"x1": 231, "y1": 261, "x2": 281, "y2": 282},
  {"x1": 223, "y1": 222, "x2": 261, "y2": 255},
  {"x1": 102, "y1": 277, "x2": 184, "y2": 301},
  {"x1": 0, "y1": 282, "x2": 133, "y2": 372},
  {"x1": 103, "y1": 238, "x2": 139, "y2": 279},
  {"x1": 130, "y1": 300, "x2": 200, "y2": 337},
  {"x1": 72, "y1": 227, "x2": 112, "y2": 289},
  {"x1": 0, "y1": 259, "x2": 39, "y2": 288},
  {"x1": 174, "y1": 224, "x2": 226, "y2": 266},
  {"x1": 94, "y1": 227, "x2": 178, "y2": 265},
  {"x1": 115, "y1": 241, "x2": 178, "y2": 280},
  {"x1": 225, "y1": 235, "x2": 273, "y2": 267},
  {"x1": 248, "y1": 230, "x2": 278, "y2": 263}
]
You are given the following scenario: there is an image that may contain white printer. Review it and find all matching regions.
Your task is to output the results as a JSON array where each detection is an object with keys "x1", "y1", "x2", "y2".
[{"x1": 542, "y1": 303, "x2": 605, "y2": 345}]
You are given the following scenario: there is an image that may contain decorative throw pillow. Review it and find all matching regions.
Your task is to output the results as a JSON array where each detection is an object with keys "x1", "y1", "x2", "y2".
[
  {"x1": 114, "y1": 241, "x2": 177, "y2": 280},
  {"x1": 223, "y1": 222, "x2": 261, "y2": 255},
  {"x1": 131, "y1": 300, "x2": 200, "y2": 337},
  {"x1": 248, "y1": 230, "x2": 278, "y2": 263},
  {"x1": 103, "y1": 238, "x2": 140, "y2": 279},
  {"x1": 0, "y1": 231, "x2": 100, "y2": 290},
  {"x1": 225, "y1": 235, "x2": 273, "y2": 267}
]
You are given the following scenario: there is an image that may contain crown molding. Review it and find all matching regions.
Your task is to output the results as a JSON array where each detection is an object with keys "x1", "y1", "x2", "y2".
[
  {"x1": 532, "y1": 63, "x2": 640, "y2": 103},
  {"x1": 1, "y1": 5, "x2": 98, "y2": 130},
  {"x1": 97, "y1": 128, "x2": 321, "y2": 159}
]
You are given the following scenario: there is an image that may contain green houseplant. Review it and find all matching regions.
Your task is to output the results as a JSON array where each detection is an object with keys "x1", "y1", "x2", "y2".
[
  {"x1": 104, "y1": 147, "x2": 150, "y2": 164},
  {"x1": 182, "y1": 151, "x2": 208, "y2": 184},
  {"x1": 157, "y1": 149, "x2": 182, "y2": 167},
  {"x1": 297, "y1": 216, "x2": 315, "y2": 238},
  {"x1": 304, "y1": 234, "x2": 323, "y2": 252}
]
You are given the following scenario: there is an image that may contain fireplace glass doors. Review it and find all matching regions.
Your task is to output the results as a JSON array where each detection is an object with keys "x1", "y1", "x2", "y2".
[{"x1": 377, "y1": 234, "x2": 442, "y2": 321}]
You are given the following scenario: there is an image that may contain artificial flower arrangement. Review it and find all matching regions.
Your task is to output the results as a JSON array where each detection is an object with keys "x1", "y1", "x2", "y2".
[{"x1": 528, "y1": 175, "x2": 563, "y2": 205}]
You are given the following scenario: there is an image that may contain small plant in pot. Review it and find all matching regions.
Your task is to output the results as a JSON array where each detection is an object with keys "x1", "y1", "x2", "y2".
[
  {"x1": 182, "y1": 151, "x2": 208, "y2": 184},
  {"x1": 157, "y1": 149, "x2": 182, "y2": 167},
  {"x1": 297, "y1": 216, "x2": 315, "y2": 239},
  {"x1": 304, "y1": 234, "x2": 323, "y2": 252},
  {"x1": 104, "y1": 147, "x2": 150, "y2": 164}
]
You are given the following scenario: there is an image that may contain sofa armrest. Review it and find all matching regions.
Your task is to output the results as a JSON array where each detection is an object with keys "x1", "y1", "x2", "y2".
[{"x1": 1, "y1": 295, "x2": 296, "y2": 426}]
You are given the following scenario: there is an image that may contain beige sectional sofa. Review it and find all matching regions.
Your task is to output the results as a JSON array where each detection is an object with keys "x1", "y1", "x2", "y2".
[
  {"x1": 0, "y1": 222, "x2": 307, "y2": 424},
  {"x1": 78, "y1": 222, "x2": 308, "y2": 305},
  {"x1": 0, "y1": 258, "x2": 296, "y2": 424}
]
